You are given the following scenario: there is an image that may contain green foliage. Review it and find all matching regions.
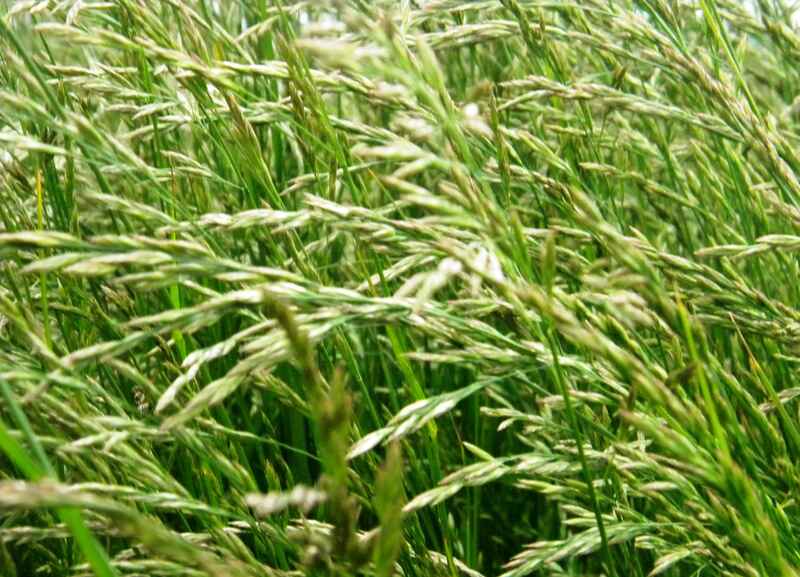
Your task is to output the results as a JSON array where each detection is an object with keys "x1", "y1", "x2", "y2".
[{"x1": 2, "y1": 1, "x2": 800, "y2": 576}]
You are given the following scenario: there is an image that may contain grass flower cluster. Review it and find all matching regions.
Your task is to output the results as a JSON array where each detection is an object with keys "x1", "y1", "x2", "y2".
[{"x1": 3, "y1": 1, "x2": 800, "y2": 576}]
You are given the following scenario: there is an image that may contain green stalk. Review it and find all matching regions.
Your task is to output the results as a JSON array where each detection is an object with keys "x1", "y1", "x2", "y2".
[
  {"x1": 0, "y1": 381, "x2": 118, "y2": 577},
  {"x1": 546, "y1": 331, "x2": 616, "y2": 577}
]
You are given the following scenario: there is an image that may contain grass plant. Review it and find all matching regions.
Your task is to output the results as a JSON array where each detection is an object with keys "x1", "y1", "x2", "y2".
[{"x1": 3, "y1": 1, "x2": 800, "y2": 576}]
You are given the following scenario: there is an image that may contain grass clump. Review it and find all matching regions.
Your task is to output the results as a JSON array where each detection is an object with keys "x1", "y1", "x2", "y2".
[{"x1": 3, "y1": 0, "x2": 800, "y2": 576}]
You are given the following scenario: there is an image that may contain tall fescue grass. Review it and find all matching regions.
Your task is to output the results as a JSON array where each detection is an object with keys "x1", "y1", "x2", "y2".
[{"x1": 2, "y1": 0, "x2": 800, "y2": 575}]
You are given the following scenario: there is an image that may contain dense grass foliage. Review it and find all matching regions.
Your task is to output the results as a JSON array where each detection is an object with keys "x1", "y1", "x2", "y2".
[{"x1": 4, "y1": 1, "x2": 800, "y2": 576}]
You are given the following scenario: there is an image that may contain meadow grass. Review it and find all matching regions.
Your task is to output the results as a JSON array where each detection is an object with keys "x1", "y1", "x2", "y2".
[{"x1": 2, "y1": 0, "x2": 800, "y2": 576}]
